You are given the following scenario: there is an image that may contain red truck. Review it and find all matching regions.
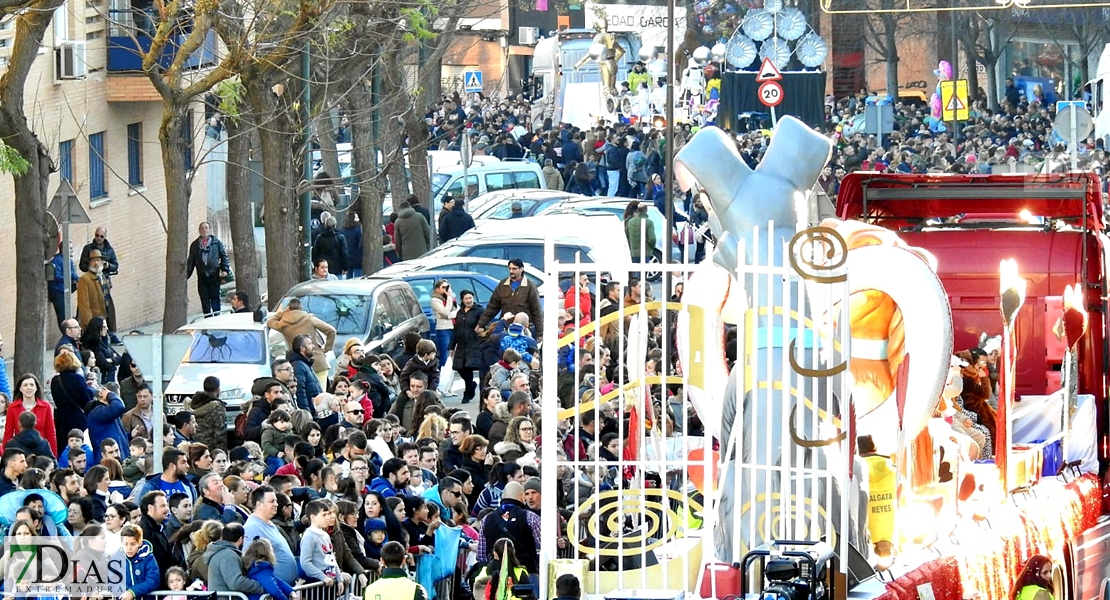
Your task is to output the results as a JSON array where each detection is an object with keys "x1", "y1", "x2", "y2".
[{"x1": 836, "y1": 171, "x2": 1110, "y2": 598}]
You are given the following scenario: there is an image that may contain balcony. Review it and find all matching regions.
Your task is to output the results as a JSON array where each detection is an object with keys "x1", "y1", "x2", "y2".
[
  {"x1": 107, "y1": 9, "x2": 217, "y2": 72},
  {"x1": 106, "y1": 9, "x2": 218, "y2": 101}
]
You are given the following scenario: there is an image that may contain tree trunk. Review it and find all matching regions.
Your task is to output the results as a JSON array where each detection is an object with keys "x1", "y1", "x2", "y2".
[
  {"x1": 964, "y1": 43, "x2": 979, "y2": 102},
  {"x1": 225, "y1": 114, "x2": 261, "y2": 308},
  {"x1": 405, "y1": 110, "x2": 432, "y2": 216},
  {"x1": 1, "y1": 0, "x2": 67, "y2": 377},
  {"x1": 349, "y1": 82, "x2": 384, "y2": 275},
  {"x1": 12, "y1": 150, "x2": 51, "y2": 376},
  {"x1": 381, "y1": 59, "x2": 409, "y2": 207},
  {"x1": 246, "y1": 78, "x2": 301, "y2": 306},
  {"x1": 160, "y1": 101, "x2": 192, "y2": 333},
  {"x1": 882, "y1": 15, "x2": 899, "y2": 97},
  {"x1": 317, "y1": 109, "x2": 341, "y2": 183}
]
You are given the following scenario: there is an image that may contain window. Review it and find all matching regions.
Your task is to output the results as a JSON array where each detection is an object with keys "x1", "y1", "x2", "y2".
[
  {"x1": 514, "y1": 171, "x2": 541, "y2": 188},
  {"x1": 442, "y1": 174, "x2": 477, "y2": 200},
  {"x1": 126, "y1": 122, "x2": 142, "y2": 187},
  {"x1": 58, "y1": 139, "x2": 73, "y2": 183},
  {"x1": 297, "y1": 294, "x2": 370, "y2": 336},
  {"x1": 89, "y1": 131, "x2": 106, "y2": 199},
  {"x1": 485, "y1": 172, "x2": 514, "y2": 193},
  {"x1": 182, "y1": 109, "x2": 193, "y2": 171},
  {"x1": 183, "y1": 330, "x2": 266, "y2": 364}
]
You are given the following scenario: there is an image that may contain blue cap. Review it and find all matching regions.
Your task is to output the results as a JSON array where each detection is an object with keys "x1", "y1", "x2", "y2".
[{"x1": 367, "y1": 518, "x2": 387, "y2": 533}]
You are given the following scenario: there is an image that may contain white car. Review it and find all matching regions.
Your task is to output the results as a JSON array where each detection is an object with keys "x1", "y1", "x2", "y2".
[{"x1": 162, "y1": 313, "x2": 333, "y2": 430}]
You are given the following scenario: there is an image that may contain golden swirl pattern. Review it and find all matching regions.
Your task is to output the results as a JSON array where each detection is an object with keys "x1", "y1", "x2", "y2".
[
  {"x1": 789, "y1": 226, "x2": 848, "y2": 284},
  {"x1": 568, "y1": 488, "x2": 705, "y2": 556},
  {"x1": 736, "y1": 492, "x2": 835, "y2": 553}
]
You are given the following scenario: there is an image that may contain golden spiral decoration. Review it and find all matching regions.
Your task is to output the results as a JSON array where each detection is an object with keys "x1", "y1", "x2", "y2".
[
  {"x1": 789, "y1": 226, "x2": 848, "y2": 284},
  {"x1": 736, "y1": 492, "x2": 834, "y2": 552},
  {"x1": 568, "y1": 488, "x2": 704, "y2": 556}
]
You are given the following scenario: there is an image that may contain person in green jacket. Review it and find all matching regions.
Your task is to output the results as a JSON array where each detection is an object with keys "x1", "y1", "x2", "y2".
[
  {"x1": 1012, "y1": 555, "x2": 1054, "y2": 600},
  {"x1": 627, "y1": 61, "x2": 652, "y2": 95},
  {"x1": 625, "y1": 202, "x2": 656, "y2": 263}
]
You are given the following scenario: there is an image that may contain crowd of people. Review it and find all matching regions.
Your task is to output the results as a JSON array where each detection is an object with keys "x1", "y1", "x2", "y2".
[{"x1": 1, "y1": 77, "x2": 1106, "y2": 600}]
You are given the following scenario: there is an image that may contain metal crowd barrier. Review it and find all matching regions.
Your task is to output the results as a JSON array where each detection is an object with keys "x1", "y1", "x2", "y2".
[
  {"x1": 259, "y1": 574, "x2": 371, "y2": 600},
  {"x1": 151, "y1": 592, "x2": 250, "y2": 600}
]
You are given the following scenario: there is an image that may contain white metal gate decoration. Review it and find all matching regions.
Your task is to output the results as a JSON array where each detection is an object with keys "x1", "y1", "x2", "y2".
[{"x1": 537, "y1": 223, "x2": 854, "y2": 599}]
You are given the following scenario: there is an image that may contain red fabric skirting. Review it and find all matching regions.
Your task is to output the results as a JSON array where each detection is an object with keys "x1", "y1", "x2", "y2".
[{"x1": 872, "y1": 475, "x2": 1100, "y2": 600}]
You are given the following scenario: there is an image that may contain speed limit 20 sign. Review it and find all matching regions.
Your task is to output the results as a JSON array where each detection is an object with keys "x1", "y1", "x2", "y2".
[{"x1": 758, "y1": 81, "x2": 783, "y2": 108}]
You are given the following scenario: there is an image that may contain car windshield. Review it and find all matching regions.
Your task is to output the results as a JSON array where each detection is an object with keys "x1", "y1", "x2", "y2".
[
  {"x1": 431, "y1": 173, "x2": 451, "y2": 196},
  {"x1": 297, "y1": 294, "x2": 371, "y2": 336},
  {"x1": 184, "y1": 330, "x2": 266, "y2": 364}
]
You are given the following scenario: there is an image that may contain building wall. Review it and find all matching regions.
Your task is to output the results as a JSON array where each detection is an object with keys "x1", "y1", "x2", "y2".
[{"x1": 0, "y1": 4, "x2": 210, "y2": 352}]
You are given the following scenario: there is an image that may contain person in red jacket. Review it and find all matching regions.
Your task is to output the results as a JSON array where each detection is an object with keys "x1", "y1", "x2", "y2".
[
  {"x1": 564, "y1": 274, "x2": 593, "y2": 325},
  {"x1": 3, "y1": 374, "x2": 57, "y2": 456}
]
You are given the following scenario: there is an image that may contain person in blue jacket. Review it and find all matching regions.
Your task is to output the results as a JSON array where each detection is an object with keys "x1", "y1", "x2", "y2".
[
  {"x1": 120, "y1": 523, "x2": 160, "y2": 600},
  {"x1": 48, "y1": 250, "x2": 80, "y2": 329},
  {"x1": 243, "y1": 538, "x2": 296, "y2": 600},
  {"x1": 85, "y1": 384, "x2": 130, "y2": 464}
]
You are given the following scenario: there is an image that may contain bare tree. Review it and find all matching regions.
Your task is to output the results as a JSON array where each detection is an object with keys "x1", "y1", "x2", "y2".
[
  {"x1": 956, "y1": 11, "x2": 1017, "y2": 110},
  {"x1": 1, "y1": 0, "x2": 67, "y2": 376},
  {"x1": 1035, "y1": 8, "x2": 1108, "y2": 100}
]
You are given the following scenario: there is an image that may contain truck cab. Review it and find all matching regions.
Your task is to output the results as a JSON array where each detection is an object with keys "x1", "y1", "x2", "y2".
[{"x1": 835, "y1": 172, "x2": 1108, "y2": 466}]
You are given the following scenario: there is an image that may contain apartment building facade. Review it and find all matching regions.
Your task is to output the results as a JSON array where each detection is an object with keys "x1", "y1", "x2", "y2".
[{"x1": 0, "y1": 0, "x2": 213, "y2": 347}]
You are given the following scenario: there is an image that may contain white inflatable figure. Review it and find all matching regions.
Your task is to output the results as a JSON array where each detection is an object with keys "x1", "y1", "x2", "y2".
[
  {"x1": 681, "y1": 59, "x2": 705, "y2": 107},
  {"x1": 674, "y1": 118, "x2": 955, "y2": 563}
]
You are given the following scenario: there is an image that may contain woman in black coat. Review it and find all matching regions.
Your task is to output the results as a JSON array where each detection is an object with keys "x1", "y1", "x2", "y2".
[
  {"x1": 50, "y1": 350, "x2": 94, "y2": 444},
  {"x1": 451, "y1": 291, "x2": 484, "y2": 404},
  {"x1": 80, "y1": 317, "x2": 121, "y2": 383}
]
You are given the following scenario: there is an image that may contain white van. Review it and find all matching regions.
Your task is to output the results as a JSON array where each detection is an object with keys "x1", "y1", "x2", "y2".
[{"x1": 432, "y1": 159, "x2": 547, "y2": 206}]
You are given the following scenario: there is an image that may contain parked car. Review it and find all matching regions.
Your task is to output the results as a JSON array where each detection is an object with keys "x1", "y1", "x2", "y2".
[
  {"x1": 541, "y1": 196, "x2": 681, "y2": 263},
  {"x1": 431, "y1": 160, "x2": 546, "y2": 207},
  {"x1": 377, "y1": 257, "x2": 560, "y2": 302},
  {"x1": 163, "y1": 314, "x2": 295, "y2": 429},
  {"x1": 277, "y1": 278, "x2": 429, "y2": 362},
  {"x1": 467, "y1": 189, "x2": 585, "y2": 221},
  {"x1": 384, "y1": 270, "x2": 500, "y2": 328}
]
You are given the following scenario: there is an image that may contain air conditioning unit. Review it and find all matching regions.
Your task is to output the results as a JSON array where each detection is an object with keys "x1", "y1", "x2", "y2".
[
  {"x1": 519, "y1": 27, "x2": 539, "y2": 46},
  {"x1": 55, "y1": 41, "x2": 87, "y2": 81}
]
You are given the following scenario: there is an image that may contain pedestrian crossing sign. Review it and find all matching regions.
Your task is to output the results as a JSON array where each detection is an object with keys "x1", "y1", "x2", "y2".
[
  {"x1": 940, "y1": 78, "x2": 969, "y2": 122},
  {"x1": 464, "y1": 70, "x2": 483, "y2": 93}
]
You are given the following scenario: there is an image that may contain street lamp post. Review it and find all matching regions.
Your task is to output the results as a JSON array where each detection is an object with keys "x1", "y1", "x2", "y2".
[{"x1": 663, "y1": 0, "x2": 676, "y2": 289}]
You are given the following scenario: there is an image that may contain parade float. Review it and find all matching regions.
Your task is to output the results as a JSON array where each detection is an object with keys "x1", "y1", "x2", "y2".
[{"x1": 538, "y1": 116, "x2": 1110, "y2": 599}]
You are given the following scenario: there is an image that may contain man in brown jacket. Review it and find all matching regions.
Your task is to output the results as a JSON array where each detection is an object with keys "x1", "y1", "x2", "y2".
[
  {"x1": 76, "y1": 249, "x2": 108, "y2": 328},
  {"x1": 267, "y1": 298, "x2": 336, "y2": 386},
  {"x1": 475, "y1": 258, "x2": 542, "y2": 338}
]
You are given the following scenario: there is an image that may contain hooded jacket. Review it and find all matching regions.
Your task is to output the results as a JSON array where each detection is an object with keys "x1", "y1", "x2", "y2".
[
  {"x1": 267, "y1": 309, "x2": 336, "y2": 370},
  {"x1": 439, "y1": 203, "x2": 476, "y2": 243},
  {"x1": 394, "y1": 206, "x2": 432, "y2": 261},
  {"x1": 287, "y1": 349, "x2": 323, "y2": 415},
  {"x1": 312, "y1": 227, "x2": 349, "y2": 274},
  {"x1": 8, "y1": 428, "x2": 54, "y2": 459},
  {"x1": 487, "y1": 402, "x2": 514, "y2": 446},
  {"x1": 500, "y1": 324, "x2": 538, "y2": 365},
  {"x1": 542, "y1": 165, "x2": 565, "y2": 191},
  {"x1": 188, "y1": 390, "x2": 227, "y2": 452},
  {"x1": 124, "y1": 541, "x2": 161, "y2": 600},
  {"x1": 245, "y1": 560, "x2": 295, "y2": 600},
  {"x1": 204, "y1": 540, "x2": 265, "y2": 595}
]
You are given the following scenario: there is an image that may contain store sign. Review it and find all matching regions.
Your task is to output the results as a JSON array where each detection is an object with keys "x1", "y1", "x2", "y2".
[{"x1": 584, "y1": 3, "x2": 687, "y2": 47}]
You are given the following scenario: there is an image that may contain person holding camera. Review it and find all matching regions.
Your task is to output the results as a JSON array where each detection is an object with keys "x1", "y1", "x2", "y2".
[{"x1": 85, "y1": 382, "x2": 130, "y2": 464}]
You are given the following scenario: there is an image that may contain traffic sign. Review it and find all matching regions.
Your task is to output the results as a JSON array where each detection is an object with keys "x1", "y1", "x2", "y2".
[
  {"x1": 1054, "y1": 101, "x2": 1093, "y2": 143},
  {"x1": 758, "y1": 80, "x2": 783, "y2": 108},
  {"x1": 463, "y1": 70, "x2": 483, "y2": 93},
  {"x1": 48, "y1": 179, "x2": 90, "y2": 225},
  {"x1": 755, "y1": 57, "x2": 782, "y2": 82},
  {"x1": 940, "y1": 79, "x2": 969, "y2": 122}
]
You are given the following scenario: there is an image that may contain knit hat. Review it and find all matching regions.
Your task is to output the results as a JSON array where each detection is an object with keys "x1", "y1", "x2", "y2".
[
  {"x1": 523, "y1": 477, "x2": 542, "y2": 494},
  {"x1": 366, "y1": 518, "x2": 387, "y2": 533}
]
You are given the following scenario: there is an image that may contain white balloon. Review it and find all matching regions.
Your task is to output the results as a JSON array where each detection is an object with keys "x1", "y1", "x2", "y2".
[
  {"x1": 692, "y1": 46, "x2": 711, "y2": 66},
  {"x1": 711, "y1": 43, "x2": 727, "y2": 63},
  {"x1": 638, "y1": 45, "x2": 656, "y2": 62}
]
